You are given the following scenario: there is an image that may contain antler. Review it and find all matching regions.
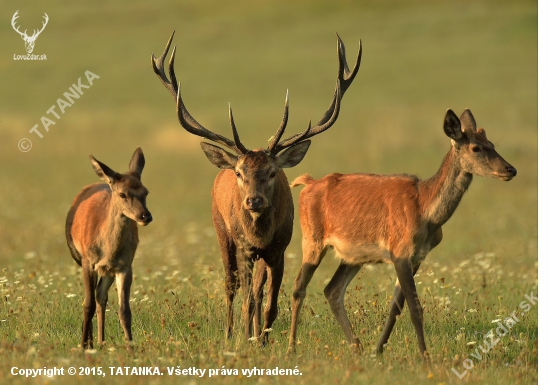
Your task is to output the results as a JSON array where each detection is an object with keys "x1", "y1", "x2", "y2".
[
  {"x1": 31, "y1": 13, "x2": 49, "y2": 38},
  {"x1": 11, "y1": 11, "x2": 27, "y2": 38},
  {"x1": 152, "y1": 32, "x2": 248, "y2": 155},
  {"x1": 11, "y1": 11, "x2": 49, "y2": 39},
  {"x1": 268, "y1": 34, "x2": 362, "y2": 155}
]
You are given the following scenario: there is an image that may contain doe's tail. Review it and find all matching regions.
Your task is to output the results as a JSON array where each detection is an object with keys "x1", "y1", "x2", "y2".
[{"x1": 290, "y1": 173, "x2": 315, "y2": 188}]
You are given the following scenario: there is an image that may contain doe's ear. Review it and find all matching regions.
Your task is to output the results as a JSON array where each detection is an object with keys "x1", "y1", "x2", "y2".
[
  {"x1": 443, "y1": 109, "x2": 463, "y2": 140},
  {"x1": 90, "y1": 155, "x2": 119, "y2": 184},
  {"x1": 129, "y1": 147, "x2": 145, "y2": 179},
  {"x1": 275, "y1": 140, "x2": 311, "y2": 169},
  {"x1": 200, "y1": 142, "x2": 238, "y2": 169}
]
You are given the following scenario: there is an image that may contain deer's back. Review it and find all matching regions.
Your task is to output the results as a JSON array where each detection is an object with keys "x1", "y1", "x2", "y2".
[{"x1": 298, "y1": 173, "x2": 425, "y2": 261}]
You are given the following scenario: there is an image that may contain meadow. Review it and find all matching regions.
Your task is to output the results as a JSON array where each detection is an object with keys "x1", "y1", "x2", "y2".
[{"x1": 0, "y1": 0, "x2": 537, "y2": 383}]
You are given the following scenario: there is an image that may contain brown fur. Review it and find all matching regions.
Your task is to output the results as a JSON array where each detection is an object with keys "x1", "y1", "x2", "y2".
[
  {"x1": 151, "y1": 32, "x2": 361, "y2": 344},
  {"x1": 207, "y1": 149, "x2": 302, "y2": 344},
  {"x1": 287, "y1": 109, "x2": 517, "y2": 358},
  {"x1": 66, "y1": 148, "x2": 151, "y2": 349}
]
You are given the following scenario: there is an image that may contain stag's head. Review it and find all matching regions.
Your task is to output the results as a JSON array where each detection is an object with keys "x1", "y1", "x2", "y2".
[
  {"x1": 443, "y1": 109, "x2": 517, "y2": 181},
  {"x1": 90, "y1": 147, "x2": 153, "y2": 226},
  {"x1": 200, "y1": 138, "x2": 311, "y2": 215},
  {"x1": 11, "y1": 11, "x2": 49, "y2": 53}
]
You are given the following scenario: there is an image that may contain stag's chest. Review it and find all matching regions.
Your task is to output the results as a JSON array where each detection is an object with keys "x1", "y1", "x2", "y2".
[{"x1": 231, "y1": 211, "x2": 292, "y2": 262}]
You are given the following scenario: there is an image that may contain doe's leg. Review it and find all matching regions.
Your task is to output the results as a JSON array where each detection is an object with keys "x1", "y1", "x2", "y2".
[
  {"x1": 81, "y1": 260, "x2": 97, "y2": 349},
  {"x1": 323, "y1": 261, "x2": 362, "y2": 351},
  {"x1": 116, "y1": 268, "x2": 133, "y2": 345},
  {"x1": 96, "y1": 275, "x2": 115, "y2": 346}
]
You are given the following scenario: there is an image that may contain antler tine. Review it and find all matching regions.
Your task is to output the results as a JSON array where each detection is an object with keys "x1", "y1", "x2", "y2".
[
  {"x1": 271, "y1": 35, "x2": 361, "y2": 155},
  {"x1": 153, "y1": 32, "x2": 244, "y2": 153},
  {"x1": 267, "y1": 90, "x2": 289, "y2": 153},
  {"x1": 151, "y1": 31, "x2": 177, "y2": 100},
  {"x1": 228, "y1": 104, "x2": 248, "y2": 155},
  {"x1": 34, "y1": 13, "x2": 48, "y2": 36},
  {"x1": 11, "y1": 11, "x2": 25, "y2": 37}
]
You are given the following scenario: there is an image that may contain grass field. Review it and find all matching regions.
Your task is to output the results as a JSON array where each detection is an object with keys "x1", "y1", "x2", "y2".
[{"x1": 0, "y1": 0, "x2": 537, "y2": 384}]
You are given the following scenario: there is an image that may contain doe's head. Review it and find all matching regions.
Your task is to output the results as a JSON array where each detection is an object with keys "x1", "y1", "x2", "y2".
[
  {"x1": 89, "y1": 147, "x2": 153, "y2": 225},
  {"x1": 443, "y1": 109, "x2": 517, "y2": 181}
]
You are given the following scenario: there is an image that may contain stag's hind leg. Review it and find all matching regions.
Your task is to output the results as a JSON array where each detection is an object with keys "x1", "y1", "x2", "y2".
[{"x1": 324, "y1": 261, "x2": 362, "y2": 350}]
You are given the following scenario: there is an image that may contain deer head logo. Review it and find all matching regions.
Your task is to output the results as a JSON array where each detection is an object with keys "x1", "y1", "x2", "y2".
[{"x1": 11, "y1": 11, "x2": 49, "y2": 54}]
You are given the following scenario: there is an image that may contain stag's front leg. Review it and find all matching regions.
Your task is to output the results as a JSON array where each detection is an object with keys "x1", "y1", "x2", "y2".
[
  {"x1": 116, "y1": 268, "x2": 133, "y2": 346},
  {"x1": 252, "y1": 259, "x2": 267, "y2": 339},
  {"x1": 237, "y1": 255, "x2": 255, "y2": 340},
  {"x1": 259, "y1": 255, "x2": 284, "y2": 346},
  {"x1": 393, "y1": 257, "x2": 428, "y2": 359},
  {"x1": 96, "y1": 275, "x2": 114, "y2": 347}
]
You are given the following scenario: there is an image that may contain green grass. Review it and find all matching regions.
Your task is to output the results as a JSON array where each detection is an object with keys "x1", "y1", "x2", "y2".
[{"x1": 0, "y1": 0, "x2": 537, "y2": 384}]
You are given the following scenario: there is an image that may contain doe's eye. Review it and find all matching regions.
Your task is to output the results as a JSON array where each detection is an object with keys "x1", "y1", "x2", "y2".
[
  {"x1": 269, "y1": 172, "x2": 277, "y2": 179},
  {"x1": 472, "y1": 146, "x2": 481, "y2": 153},
  {"x1": 119, "y1": 193, "x2": 127, "y2": 199},
  {"x1": 235, "y1": 172, "x2": 242, "y2": 179}
]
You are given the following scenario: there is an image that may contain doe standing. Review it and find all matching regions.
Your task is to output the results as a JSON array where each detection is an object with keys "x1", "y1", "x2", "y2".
[
  {"x1": 66, "y1": 147, "x2": 152, "y2": 349},
  {"x1": 288, "y1": 109, "x2": 516, "y2": 358}
]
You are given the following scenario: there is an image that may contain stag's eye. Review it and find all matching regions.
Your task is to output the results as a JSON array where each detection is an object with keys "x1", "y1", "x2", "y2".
[
  {"x1": 235, "y1": 172, "x2": 242, "y2": 179},
  {"x1": 269, "y1": 172, "x2": 277, "y2": 179},
  {"x1": 119, "y1": 193, "x2": 127, "y2": 199},
  {"x1": 472, "y1": 146, "x2": 481, "y2": 153}
]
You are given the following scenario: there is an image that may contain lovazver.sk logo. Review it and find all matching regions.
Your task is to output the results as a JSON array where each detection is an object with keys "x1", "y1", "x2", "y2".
[{"x1": 12, "y1": 10, "x2": 48, "y2": 60}]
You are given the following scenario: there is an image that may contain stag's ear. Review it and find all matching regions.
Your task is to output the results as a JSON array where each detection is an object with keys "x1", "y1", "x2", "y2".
[
  {"x1": 129, "y1": 147, "x2": 145, "y2": 179},
  {"x1": 90, "y1": 155, "x2": 119, "y2": 184},
  {"x1": 275, "y1": 140, "x2": 311, "y2": 169},
  {"x1": 200, "y1": 142, "x2": 238, "y2": 169},
  {"x1": 443, "y1": 109, "x2": 463, "y2": 140}
]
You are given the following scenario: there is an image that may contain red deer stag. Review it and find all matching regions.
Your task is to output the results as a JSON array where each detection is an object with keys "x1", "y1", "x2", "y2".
[
  {"x1": 152, "y1": 32, "x2": 361, "y2": 344},
  {"x1": 66, "y1": 147, "x2": 152, "y2": 349},
  {"x1": 288, "y1": 109, "x2": 516, "y2": 358}
]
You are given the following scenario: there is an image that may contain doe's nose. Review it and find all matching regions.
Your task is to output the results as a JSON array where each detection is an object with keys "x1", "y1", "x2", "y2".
[
  {"x1": 506, "y1": 166, "x2": 517, "y2": 177},
  {"x1": 141, "y1": 211, "x2": 153, "y2": 223}
]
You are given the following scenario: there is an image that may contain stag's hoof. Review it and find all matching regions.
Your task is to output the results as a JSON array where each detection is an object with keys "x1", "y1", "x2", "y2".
[{"x1": 349, "y1": 341, "x2": 363, "y2": 355}]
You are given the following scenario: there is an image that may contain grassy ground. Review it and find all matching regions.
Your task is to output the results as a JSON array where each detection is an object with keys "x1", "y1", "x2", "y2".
[{"x1": 0, "y1": 0, "x2": 537, "y2": 384}]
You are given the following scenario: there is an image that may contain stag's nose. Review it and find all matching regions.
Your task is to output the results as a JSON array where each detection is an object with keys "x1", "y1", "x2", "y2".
[
  {"x1": 140, "y1": 211, "x2": 153, "y2": 224},
  {"x1": 506, "y1": 166, "x2": 517, "y2": 177},
  {"x1": 246, "y1": 197, "x2": 264, "y2": 211}
]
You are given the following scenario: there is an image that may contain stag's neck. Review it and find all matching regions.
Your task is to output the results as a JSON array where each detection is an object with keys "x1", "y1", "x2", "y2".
[
  {"x1": 239, "y1": 206, "x2": 276, "y2": 250},
  {"x1": 419, "y1": 148, "x2": 473, "y2": 227}
]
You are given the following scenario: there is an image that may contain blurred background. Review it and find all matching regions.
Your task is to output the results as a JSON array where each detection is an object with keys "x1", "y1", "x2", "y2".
[{"x1": 0, "y1": 0, "x2": 536, "y2": 303}]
